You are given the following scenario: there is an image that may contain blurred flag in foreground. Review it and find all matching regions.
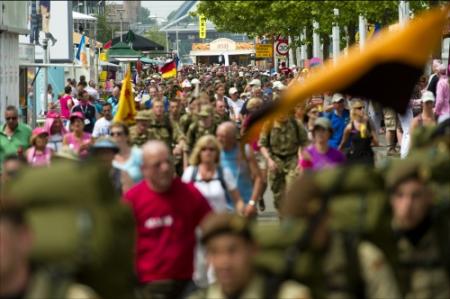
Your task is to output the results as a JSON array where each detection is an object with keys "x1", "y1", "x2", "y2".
[
  {"x1": 160, "y1": 60, "x2": 177, "y2": 79},
  {"x1": 242, "y1": 6, "x2": 449, "y2": 144},
  {"x1": 114, "y1": 65, "x2": 136, "y2": 125}
]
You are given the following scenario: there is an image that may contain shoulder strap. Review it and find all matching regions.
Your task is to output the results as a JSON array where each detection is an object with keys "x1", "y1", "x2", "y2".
[
  {"x1": 217, "y1": 166, "x2": 228, "y2": 193},
  {"x1": 290, "y1": 118, "x2": 301, "y2": 144},
  {"x1": 190, "y1": 166, "x2": 199, "y2": 182}
]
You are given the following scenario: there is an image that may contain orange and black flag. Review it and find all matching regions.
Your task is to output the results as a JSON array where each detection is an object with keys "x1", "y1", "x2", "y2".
[
  {"x1": 243, "y1": 6, "x2": 449, "y2": 144},
  {"x1": 114, "y1": 64, "x2": 136, "y2": 125}
]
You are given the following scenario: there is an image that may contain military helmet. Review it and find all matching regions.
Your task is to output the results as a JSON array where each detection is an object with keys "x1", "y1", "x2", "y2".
[
  {"x1": 135, "y1": 110, "x2": 152, "y2": 121},
  {"x1": 198, "y1": 105, "x2": 213, "y2": 117},
  {"x1": 201, "y1": 213, "x2": 252, "y2": 245}
]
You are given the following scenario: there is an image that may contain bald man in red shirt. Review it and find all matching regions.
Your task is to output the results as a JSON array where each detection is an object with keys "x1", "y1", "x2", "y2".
[{"x1": 124, "y1": 140, "x2": 212, "y2": 299}]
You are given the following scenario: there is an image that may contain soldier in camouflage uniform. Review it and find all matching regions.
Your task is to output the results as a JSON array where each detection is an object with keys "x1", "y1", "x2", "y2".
[
  {"x1": 147, "y1": 100, "x2": 186, "y2": 151},
  {"x1": 259, "y1": 115, "x2": 308, "y2": 209},
  {"x1": 188, "y1": 213, "x2": 312, "y2": 299},
  {"x1": 214, "y1": 99, "x2": 231, "y2": 126},
  {"x1": 277, "y1": 167, "x2": 402, "y2": 299},
  {"x1": 148, "y1": 101, "x2": 187, "y2": 177},
  {"x1": 381, "y1": 148, "x2": 450, "y2": 299},
  {"x1": 186, "y1": 105, "x2": 218, "y2": 152},
  {"x1": 129, "y1": 110, "x2": 152, "y2": 147},
  {"x1": 179, "y1": 98, "x2": 200, "y2": 135}
]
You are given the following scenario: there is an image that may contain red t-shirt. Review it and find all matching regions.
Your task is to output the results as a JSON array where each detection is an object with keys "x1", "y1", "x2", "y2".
[{"x1": 124, "y1": 178, "x2": 212, "y2": 283}]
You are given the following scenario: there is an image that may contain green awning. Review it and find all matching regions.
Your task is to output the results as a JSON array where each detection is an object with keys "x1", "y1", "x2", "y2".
[
  {"x1": 108, "y1": 42, "x2": 142, "y2": 59},
  {"x1": 140, "y1": 57, "x2": 165, "y2": 65}
]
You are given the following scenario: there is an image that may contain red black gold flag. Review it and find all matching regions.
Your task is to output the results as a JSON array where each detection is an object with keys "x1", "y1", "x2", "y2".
[{"x1": 243, "y1": 6, "x2": 449, "y2": 143}]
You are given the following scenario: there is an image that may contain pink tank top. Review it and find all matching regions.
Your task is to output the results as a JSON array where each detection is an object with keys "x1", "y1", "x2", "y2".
[
  {"x1": 27, "y1": 147, "x2": 52, "y2": 167},
  {"x1": 65, "y1": 132, "x2": 92, "y2": 157},
  {"x1": 59, "y1": 95, "x2": 72, "y2": 119}
]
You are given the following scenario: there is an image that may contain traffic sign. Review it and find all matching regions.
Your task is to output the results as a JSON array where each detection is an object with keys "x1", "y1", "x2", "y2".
[
  {"x1": 255, "y1": 44, "x2": 273, "y2": 58},
  {"x1": 276, "y1": 41, "x2": 289, "y2": 56}
]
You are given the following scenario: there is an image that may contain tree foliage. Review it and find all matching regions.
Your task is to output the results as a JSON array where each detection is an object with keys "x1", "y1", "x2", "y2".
[
  {"x1": 138, "y1": 7, "x2": 157, "y2": 25},
  {"x1": 196, "y1": 0, "x2": 430, "y2": 56}
]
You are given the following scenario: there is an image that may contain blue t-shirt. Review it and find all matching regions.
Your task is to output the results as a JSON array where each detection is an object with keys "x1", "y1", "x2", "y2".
[
  {"x1": 324, "y1": 109, "x2": 350, "y2": 149},
  {"x1": 112, "y1": 146, "x2": 143, "y2": 183},
  {"x1": 220, "y1": 146, "x2": 253, "y2": 209},
  {"x1": 107, "y1": 96, "x2": 119, "y2": 116},
  {"x1": 144, "y1": 96, "x2": 170, "y2": 112}
]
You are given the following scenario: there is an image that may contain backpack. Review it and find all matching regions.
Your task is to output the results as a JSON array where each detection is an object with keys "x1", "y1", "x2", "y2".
[
  {"x1": 252, "y1": 165, "x2": 388, "y2": 299},
  {"x1": 7, "y1": 160, "x2": 136, "y2": 299},
  {"x1": 190, "y1": 165, "x2": 232, "y2": 209}
]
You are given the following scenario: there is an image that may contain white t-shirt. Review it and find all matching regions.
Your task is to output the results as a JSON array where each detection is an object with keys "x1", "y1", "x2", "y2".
[
  {"x1": 226, "y1": 98, "x2": 245, "y2": 119},
  {"x1": 85, "y1": 86, "x2": 99, "y2": 100},
  {"x1": 182, "y1": 166, "x2": 237, "y2": 212},
  {"x1": 92, "y1": 117, "x2": 112, "y2": 138}
]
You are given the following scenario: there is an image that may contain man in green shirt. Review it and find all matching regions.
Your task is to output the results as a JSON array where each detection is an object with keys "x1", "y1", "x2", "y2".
[{"x1": 0, "y1": 106, "x2": 32, "y2": 173}]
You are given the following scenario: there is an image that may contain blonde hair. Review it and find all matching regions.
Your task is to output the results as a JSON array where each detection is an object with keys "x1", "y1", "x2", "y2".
[
  {"x1": 189, "y1": 135, "x2": 221, "y2": 166},
  {"x1": 246, "y1": 97, "x2": 263, "y2": 111}
]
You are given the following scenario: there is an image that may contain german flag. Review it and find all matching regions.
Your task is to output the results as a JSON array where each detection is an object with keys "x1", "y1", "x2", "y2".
[
  {"x1": 160, "y1": 60, "x2": 177, "y2": 79},
  {"x1": 114, "y1": 65, "x2": 136, "y2": 125},
  {"x1": 243, "y1": 6, "x2": 449, "y2": 143}
]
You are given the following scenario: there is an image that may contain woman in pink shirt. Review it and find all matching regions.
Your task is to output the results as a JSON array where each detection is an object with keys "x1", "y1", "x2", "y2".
[
  {"x1": 26, "y1": 127, "x2": 53, "y2": 167},
  {"x1": 435, "y1": 64, "x2": 450, "y2": 122},
  {"x1": 59, "y1": 86, "x2": 74, "y2": 120},
  {"x1": 63, "y1": 112, "x2": 93, "y2": 158}
]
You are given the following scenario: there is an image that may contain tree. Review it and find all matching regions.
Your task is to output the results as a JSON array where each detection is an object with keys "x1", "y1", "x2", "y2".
[
  {"x1": 196, "y1": 1, "x2": 431, "y2": 59},
  {"x1": 144, "y1": 29, "x2": 167, "y2": 50},
  {"x1": 138, "y1": 7, "x2": 156, "y2": 25},
  {"x1": 96, "y1": 11, "x2": 119, "y2": 43}
]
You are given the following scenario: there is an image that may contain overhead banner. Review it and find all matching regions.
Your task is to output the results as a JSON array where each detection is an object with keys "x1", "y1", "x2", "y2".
[
  {"x1": 255, "y1": 44, "x2": 273, "y2": 58},
  {"x1": 199, "y1": 15, "x2": 207, "y2": 39}
]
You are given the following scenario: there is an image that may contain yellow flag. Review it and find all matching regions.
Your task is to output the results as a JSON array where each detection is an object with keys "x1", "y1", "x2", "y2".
[{"x1": 113, "y1": 65, "x2": 136, "y2": 125}]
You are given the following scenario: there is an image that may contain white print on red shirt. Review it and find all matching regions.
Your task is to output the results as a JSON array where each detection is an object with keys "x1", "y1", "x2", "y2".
[{"x1": 144, "y1": 215, "x2": 173, "y2": 229}]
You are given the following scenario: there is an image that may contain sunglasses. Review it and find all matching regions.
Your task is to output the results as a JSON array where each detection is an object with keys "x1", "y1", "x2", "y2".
[
  {"x1": 110, "y1": 131, "x2": 124, "y2": 137},
  {"x1": 354, "y1": 106, "x2": 364, "y2": 110},
  {"x1": 6, "y1": 117, "x2": 18, "y2": 121},
  {"x1": 201, "y1": 147, "x2": 216, "y2": 152}
]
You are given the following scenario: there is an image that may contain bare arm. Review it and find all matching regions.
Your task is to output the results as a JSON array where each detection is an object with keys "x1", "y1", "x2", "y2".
[{"x1": 338, "y1": 124, "x2": 352, "y2": 151}]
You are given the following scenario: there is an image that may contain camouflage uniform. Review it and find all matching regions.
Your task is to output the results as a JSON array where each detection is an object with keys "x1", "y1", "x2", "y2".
[
  {"x1": 273, "y1": 166, "x2": 402, "y2": 299},
  {"x1": 214, "y1": 112, "x2": 230, "y2": 126},
  {"x1": 383, "y1": 152, "x2": 450, "y2": 299},
  {"x1": 179, "y1": 112, "x2": 197, "y2": 135},
  {"x1": 147, "y1": 113, "x2": 185, "y2": 150},
  {"x1": 186, "y1": 106, "x2": 218, "y2": 151},
  {"x1": 129, "y1": 110, "x2": 152, "y2": 147},
  {"x1": 189, "y1": 213, "x2": 312, "y2": 299},
  {"x1": 259, "y1": 117, "x2": 308, "y2": 209}
]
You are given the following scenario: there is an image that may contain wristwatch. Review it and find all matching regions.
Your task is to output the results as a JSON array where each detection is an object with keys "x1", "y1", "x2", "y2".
[{"x1": 248, "y1": 200, "x2": 256, "y2": 207}]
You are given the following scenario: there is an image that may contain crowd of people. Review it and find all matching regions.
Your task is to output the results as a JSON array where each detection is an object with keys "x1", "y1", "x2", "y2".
[{"x1": 1, "y1": 58, "x2": 449, "y2": 299}]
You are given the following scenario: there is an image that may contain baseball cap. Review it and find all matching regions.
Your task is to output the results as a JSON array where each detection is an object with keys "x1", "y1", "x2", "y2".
[
  {"x1": 70, "y1": 111, "x2": 85, "y2": 121},
  {"x1": 229, "y1": 87, "x2": 238, "y2": 95},
  {"x1": 421, "y1": 91, "x2": 435, "y2": 103},
  {"x1": 272, "y1": 81, "x2": 286, "y2": 90},
  {"x1": 331, "y1": 93, "x2": 345, "y2": 103},
  {"x1": 314, "y1": 117, "x2": 332, "y2": 131},
  {"x1": 249, "y1": 79, "x2": 261, "y2": 87}
]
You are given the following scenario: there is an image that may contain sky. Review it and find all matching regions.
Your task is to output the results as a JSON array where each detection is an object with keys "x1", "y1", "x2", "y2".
[
  {"x1": 141, "y1": 1, "x2": 185, "y2": 20},
  {"x1": 111, "y1": 1, "x2": 185, "y2": 20}
]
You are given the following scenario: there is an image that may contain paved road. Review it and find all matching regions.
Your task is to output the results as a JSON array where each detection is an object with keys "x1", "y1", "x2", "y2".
[{"x1": 257, "y1": 134, "x2": 399, "y2": 221}]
